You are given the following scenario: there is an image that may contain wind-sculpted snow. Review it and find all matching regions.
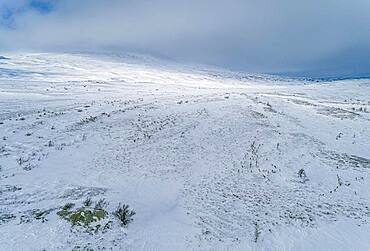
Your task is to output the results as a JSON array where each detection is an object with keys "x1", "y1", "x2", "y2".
[{"x1": 0, "y1": 53, "x2": 370, "y2": 250}]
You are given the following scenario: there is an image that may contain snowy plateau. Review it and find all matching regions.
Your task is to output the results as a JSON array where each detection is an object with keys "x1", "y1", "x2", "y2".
[{"x1": 0, "y1": 53, "x2": 370, "y2": 250}]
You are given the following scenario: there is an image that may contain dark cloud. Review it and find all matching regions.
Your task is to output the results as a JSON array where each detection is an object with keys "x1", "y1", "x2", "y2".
[{"x1": 1, "y1": 0, "x2": 370, "y2": 77}]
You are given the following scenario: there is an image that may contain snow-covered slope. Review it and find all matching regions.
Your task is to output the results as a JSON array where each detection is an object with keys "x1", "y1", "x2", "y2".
[{"x1": 1, "y1": 53, "x2": 370, "y2": 250}]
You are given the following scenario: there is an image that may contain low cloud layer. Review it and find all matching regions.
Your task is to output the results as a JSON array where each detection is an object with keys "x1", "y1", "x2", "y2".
[{"x1": 1, "y1": 0, "x2": 370, "y2": 77}]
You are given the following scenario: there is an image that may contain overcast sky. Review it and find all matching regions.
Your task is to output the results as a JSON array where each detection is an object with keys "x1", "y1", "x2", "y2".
[{"x1": 1, "y1": 0, "x2": 370, "y2": 77}]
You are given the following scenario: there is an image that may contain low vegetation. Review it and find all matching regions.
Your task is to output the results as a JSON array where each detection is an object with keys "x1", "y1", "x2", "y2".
[
  {"x1": 113, "y1": 203, "x2": 136, "y2": 227},
  {"x1": 57, "y1": 198, "x2": 135, "y2": 234}
]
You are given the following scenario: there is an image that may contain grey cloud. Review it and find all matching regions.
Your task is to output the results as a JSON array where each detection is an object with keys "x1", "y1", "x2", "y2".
[{"x1": 1, "y1": 0, "x2": 370, "y2": 77}]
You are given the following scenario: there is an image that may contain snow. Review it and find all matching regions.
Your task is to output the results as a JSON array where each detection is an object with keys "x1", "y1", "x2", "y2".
[{"x1": 1, "y1": 52, "x2": 370, "y2": 250}]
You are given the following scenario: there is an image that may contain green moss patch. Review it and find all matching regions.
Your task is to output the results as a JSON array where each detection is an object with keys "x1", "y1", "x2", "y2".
[{"x1": 58, "y1": 207, "x2": 107, "y2": 226}]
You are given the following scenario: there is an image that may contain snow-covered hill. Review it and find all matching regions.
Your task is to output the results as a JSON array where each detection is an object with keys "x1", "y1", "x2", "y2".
[{"x1": 1, "y1": 53, "x2": 370, "y2": 250}]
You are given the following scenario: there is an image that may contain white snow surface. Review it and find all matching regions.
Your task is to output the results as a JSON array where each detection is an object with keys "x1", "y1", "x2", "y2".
[{"x1": 1, "y1": 53, "x2": 370, "y2": 250}]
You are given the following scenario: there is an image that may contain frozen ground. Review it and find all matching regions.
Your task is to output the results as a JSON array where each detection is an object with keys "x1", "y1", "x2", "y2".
[{"x1": 0, "y1": 53, "x2": 370, "y2": 250}]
